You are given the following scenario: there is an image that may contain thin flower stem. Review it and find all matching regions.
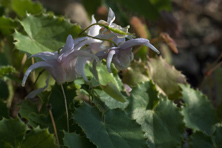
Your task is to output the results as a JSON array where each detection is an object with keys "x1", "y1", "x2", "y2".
[
  {"x1": 48, "y1": 104, "x2": 60, "y2": 148},
  {"x1": 60, "y1": 84, "x2": 69, "y2": 132},
  {"x1": 87, "y1": 35, "x2": 118, "y2": 47},
  {"x1": 76, "y1": 23, "x2": 101, "y2": 38},
  {"x1": 31, "y1": 57, "x2": 35, "y2": 82}
]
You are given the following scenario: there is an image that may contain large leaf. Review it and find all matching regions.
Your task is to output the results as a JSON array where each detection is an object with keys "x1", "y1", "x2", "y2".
[
  {"x1": 0, "y1": 16, "x2": 18, "y2": 35},
  {"x1": 213, "y1": 124, "x2": 222, "y2": 148},
  {"x1": 73, "y1": 103, "x2": 147, "y2": 148},
  {"x1": 126, "y1": 82, "x2": 184, "y2": 148},
  {"x1": 20, "y1": 127, "x2": 57, "y2": 148},
  {"x1": 190, "y1": 132, "x2": 214, "y2": 148},
  {"x1": 63, "y1": 131, "x2": 95, "y2": 148},
  {"x1": 14, "y1": 14, "x2": 82, "y2": 55},
  {"x1": 180, "y1": 84, "x2": 219, "y2": 135},
  {"x1": 0, "y1": 118, "x2": 28, "y2": 147},
  {"x1": 147, "y1": 57, "x2": 187, "y2": 99},
  {"x1": 11, "y1": 0, "x2": 43, "y2": 17}
]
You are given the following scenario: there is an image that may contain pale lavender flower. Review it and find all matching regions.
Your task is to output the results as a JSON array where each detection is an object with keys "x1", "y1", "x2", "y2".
[
  {"x1": 96, "y1": 38, "x2": 160, "y2": 73},
  {"x1": 22, "y1": 35, "x2": 98, "y2": 98}
]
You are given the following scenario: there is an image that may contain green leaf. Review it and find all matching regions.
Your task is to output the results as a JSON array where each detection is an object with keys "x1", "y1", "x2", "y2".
[
  {"x1": 0, "y1": 65, "x2": 16, "y2": 78},
  {"x1": 63, "y1": 131, "x2": 95, "y2": 148},
  {"x1": 180, "y1": 84, "x2": 219, "y2": 135},
  {"x1": 0, "y1": 118, "x2": 28, "y2": 147},
  {"x1": 190, "y1": 131, "x2": 215, "y2": 148},
  {"x1": 100, "y1": 83, "x2": 126, "y2": 103},
  {"x1": 122, "y1": 60, "x2": 150, "y2": 87},
  {"x1": 144, "y1": 99, "x2": 184, "y2": 148},
  {"x1": 19, "y1": 100, "x2": 39, "y2": 120},
  {"x1": 147, "y1": 57, "x2": 187, "y2": 99},
  {"x1": 97, "y1": 63, "x2": 123, "y2": 90},
  {"x1": 21, "y1": 127, "x2": 57, "y2": 148},
  {"x1": 213, "y1": 124, "x2": 222, "y2": 148},
  {"x1": 14, "y1": 14, "x2": 82, "y2": 55},
  {"x1": 126, "y1": 82, "x2": 184, "y2": 148},
  {"x1": 73, "y1": 103, "x2": 147, "y2": 148},
  {"x1": 0, "y1": 100, "x2": 9, "y2": 120},
  {"x1": 0, "y1": 16, "x2": 18, "y2": 35},
  {"x1": 94, "y1": 88, "x2": 128, "y2": 109},
  {"x1": 11, "y1": 0, "x2": 43, "y2": 17},
  {"x1": 126, "y1": 81, "x2": 159, "y2": 112},
  {"x1": 201, "y1": 67, "x2": 222, "y2": 119}
]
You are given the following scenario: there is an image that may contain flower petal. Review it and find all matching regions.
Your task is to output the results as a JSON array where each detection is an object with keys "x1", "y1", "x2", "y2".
[
  {"x1": 30, "y1": 51, "x2": 58, "y2": 61},
  {"x1": 60, "y1": 34, "x2": 74, "y2": 54},
  {"x1": 106, "y1": 49, "x2": 116, "y2": 73},
  {"x1": 26, "y1": 76, "x2": 50, "y2": 99},
  {"x1": 119, "y1": 38, "x2": 160, "y2": 54},
  {"x1": 144, "y1": 42, "x2": 160, "y2": 54},
  {"x1": 88, "y1": 15, "x2": 101, "y2": 37},
  {"x1": 22, "y1": 61, "x2": 50, "y2": 87},
  {"x1": 75, "y1": 57, "x2": 90, "y2": 82},
  {"x1": 107, "y1": 8, "x2": 115, "y2": 26},
  {"x1": 61, "y1": 50, "x2": 99, "y2": 72}
]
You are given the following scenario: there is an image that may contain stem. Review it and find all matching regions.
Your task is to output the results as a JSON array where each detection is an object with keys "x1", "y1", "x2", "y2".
[
  {"x1": 76, "y1": 23, "x2": 101, "y2": 38},
  {"x1": 87, "y1": 35, "x2": 118, "y2": 47},
  {"x1": 31, "y1": 57, "x2": 35, "y2": 82},
  {"x1": 60, "y1": 84, "x2": 69, "y2": 132},
  {"x1": 48, "y1": 104, "x2": 60, "y2": 148}
]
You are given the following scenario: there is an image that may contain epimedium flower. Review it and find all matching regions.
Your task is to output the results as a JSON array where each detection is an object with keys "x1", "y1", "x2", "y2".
[
  {"x1": 22, "y1": 34, "x2": 99, "y2": 98},
  {"x1": 95, "y1": 38, "x2": 160, "y2": 73}
]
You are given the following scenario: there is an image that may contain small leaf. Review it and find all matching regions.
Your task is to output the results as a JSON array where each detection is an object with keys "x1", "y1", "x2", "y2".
[
  {"x1": 100, "y1": 83, "x2": 126, "y2": 103},
  {"x1": 94, "y1": 88, "x2": 128, "y2": 109},
  {"x1": 97, "y1": 63, "x2": 123, "y2": 90},
  {"x1": 0, "y1": 65, "x2": 16, "y2": 78},
  {"x1": 21, "y1": 127, "x2": 57, "y2": 148},
  {"x1": 190, "y1": 131, "x2": 215, "y2": 148},
  {"x1": 14, "y1": 14, "x2": 82, "y2": 55},
  {"x1": 122, "y1": 60, "x2": 150, "y2": 87},
  {"x1": 73, "y1": 103, "x2": 147, "y2": 148},
  {"x1": 147, "y1": 57, "x2": 187, "y2": 99},
  {"x1": 63, "y1": 131, "x2": 95, "y2": 148},
  {"x1": 0, "y1": 118, "x2": 28, "y2": 147},
  {"x1": 11, "y1": 0, "x2": 43, "y2": 17},
  {"x1": 180, "y1": 84, "x2": 219, "y2": 135}
]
